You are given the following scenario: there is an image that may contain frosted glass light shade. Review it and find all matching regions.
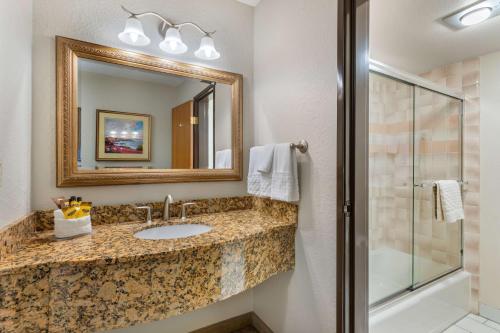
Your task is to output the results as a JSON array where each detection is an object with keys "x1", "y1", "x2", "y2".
[
  {"x1": 159, "y1": 27, "x2": 188, "y2": 54},
  {"x1": 460, "y1": 7, "x2": 492, "y2": 26},
  {"x1": 118, "y1": 17, "x2": 150, "y2": 46},
  {"x1": 195, "y1": 36, "x2": 220, "y2": 60}
]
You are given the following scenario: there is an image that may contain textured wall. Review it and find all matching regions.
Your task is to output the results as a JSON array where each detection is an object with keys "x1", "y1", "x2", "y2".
[
  {"x1": 251, "y1": 0, "x2": 337, "y2": 332},
  {"x1": 479, "y1": 51, "x2": 500, "y2": 313},
  {"x1": 0, "y1": 0, "x2": 32, "y2": 227},
  {"x1": 31, "y1": 0, "x2": 254, "y2": 209}
]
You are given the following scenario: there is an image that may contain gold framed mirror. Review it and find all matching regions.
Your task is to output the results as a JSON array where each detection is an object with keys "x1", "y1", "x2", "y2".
[{"x1": 56, "y1": 36, "x2": 243, "y2": 187}]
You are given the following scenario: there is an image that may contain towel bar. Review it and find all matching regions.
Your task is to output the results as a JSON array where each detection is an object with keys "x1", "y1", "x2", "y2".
[
  {"x1": 414, "y1": 180, "x2": 468, "y2": 188},
  {"x1": 290, "y1": 140, "x2": 308, "y2": 153}
]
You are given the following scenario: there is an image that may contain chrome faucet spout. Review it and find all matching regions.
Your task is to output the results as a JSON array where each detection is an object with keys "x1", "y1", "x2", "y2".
[{"x1": 163, "y1": 195, "x2": 174, "y2": 221}]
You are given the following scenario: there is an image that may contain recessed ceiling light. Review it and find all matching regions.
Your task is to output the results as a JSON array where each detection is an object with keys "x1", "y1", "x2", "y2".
[{"x1": 460, "y1": 7, "x2": 493, "y2": 26}]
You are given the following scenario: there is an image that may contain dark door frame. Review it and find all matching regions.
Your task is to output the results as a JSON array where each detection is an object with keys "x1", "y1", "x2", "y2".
[
  {"x1": 336, "y1": 0, "x2": 370, "y2": 332},
  {"x1": 193, "y1": 83, "x2": 216, "y2": 168}
]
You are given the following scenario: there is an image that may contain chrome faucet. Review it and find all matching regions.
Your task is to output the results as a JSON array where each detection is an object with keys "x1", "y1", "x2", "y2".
[
  {"x1": 181, "y1": 202, "x2": 196, "y2": 220},
  {"x1": 163, "y1": 195, "x2": 174, "y2": 221},
  {"x1": 136, "y1": 206, "x2": 152, "y2": 225}
]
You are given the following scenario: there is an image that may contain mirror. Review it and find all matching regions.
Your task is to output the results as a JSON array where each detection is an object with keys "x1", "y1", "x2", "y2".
[
  {"x1": 77, "y1": 59, "x2": 232, "y2": 170},
  {"x1": 56, "y1": 37, "x2": 242, "y2": 186}
]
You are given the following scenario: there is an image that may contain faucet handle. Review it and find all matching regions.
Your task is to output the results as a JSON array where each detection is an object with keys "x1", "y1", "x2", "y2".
[
  {"x1": 181, "y1": 202, "x2": 196, "y2": 220},
  {"x1": 136, "y1": 206, "x2": 152, "y2": 225}
]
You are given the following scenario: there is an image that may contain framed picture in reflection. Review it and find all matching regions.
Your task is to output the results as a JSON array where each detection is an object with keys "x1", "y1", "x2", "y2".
[{"x1": 96, "y1": 109, "x2": 151, "y2": 161}]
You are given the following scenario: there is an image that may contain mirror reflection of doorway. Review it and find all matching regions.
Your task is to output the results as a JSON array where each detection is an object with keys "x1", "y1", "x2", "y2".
[
  {"x1": 193, "y1": 84, "x2": 215, "y2": 169},
  {"x1": 171, "y1": 100, "x2": 194, "y2": 169},
  {"x1": 171, "y1": 84, "x2": 216, "y2": 170}
]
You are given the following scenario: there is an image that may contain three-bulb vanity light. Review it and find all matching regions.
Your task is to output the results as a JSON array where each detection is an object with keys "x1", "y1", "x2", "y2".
[{"x1": 118, "y1": 6, "x2": 220, "y2": 60}]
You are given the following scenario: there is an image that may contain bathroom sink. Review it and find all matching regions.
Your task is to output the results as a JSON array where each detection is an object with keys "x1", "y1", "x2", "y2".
[{"x1": 134, "y1": 224, "x2": 212, "y2": 240}]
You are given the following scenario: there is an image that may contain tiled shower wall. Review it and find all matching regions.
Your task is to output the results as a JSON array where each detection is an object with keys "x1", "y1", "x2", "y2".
[
  {"x1": 421, "y1": 58, "x2": 481, "y2": 311},
  {"x1": 369, "y1": 73, "x2": 413, "y2": 254}
]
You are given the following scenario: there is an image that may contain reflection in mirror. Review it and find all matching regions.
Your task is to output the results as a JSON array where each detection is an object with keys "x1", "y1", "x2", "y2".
[{"x1": 76, "y1": 58, "x2": 232, "y2": 170}]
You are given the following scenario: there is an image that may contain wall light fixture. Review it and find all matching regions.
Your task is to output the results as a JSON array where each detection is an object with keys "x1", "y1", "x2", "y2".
[{"x1": 118, "y1": 6, "x2": 220, "y2": 60}]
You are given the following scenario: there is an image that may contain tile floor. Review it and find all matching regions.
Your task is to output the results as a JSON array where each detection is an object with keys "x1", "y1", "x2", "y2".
[{"x1": 444, "y1": 313, "x2": 500, "y2": 333}]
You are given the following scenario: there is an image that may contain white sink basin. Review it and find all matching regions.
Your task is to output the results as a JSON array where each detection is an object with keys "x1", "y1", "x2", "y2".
[{"x1": 134, "y1": 224, "x2": 212, "y2": 240}]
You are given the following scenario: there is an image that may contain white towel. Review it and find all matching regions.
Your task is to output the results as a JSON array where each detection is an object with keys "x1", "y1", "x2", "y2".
[
  {"x1": 248, "y1": 146, "x2": 272, "y2": 197},
  {"x1": 435, "y1": 180, "x2": 464, "y2": 223},
  {"x1": 215, "y1": 149, "x2": 232, "y2": 169},
  {"x1": 257, "y1": 144, "x2": 275, "y2": 173},
  {"x1": 271, "y1": 143, "x2": 299, "y2": 202}
]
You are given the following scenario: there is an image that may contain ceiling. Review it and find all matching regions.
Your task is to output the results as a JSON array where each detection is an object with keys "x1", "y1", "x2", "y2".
[
  {"x1": 370, "y1": 0, "x2": 500, "y2": 73},
  {"x1": 78, "y1": 58, "x2": 187, "y2": 87}
]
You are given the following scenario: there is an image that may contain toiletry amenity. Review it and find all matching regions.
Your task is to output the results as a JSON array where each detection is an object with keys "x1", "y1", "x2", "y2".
[
  {"x1": 51, "y1": 196, "x2": 67, "y2": 209},
  {"x1": 434, "y1": 180, "x2": 465, "y2": 223},
  {"x1": 248, "y1": 146, "x2": 272, "y2": 197},
  {"x1": 54, "y1": 196, "x2": 93, "y2": 238},
  {"x1": 271, "y1": 143, "x2": 299, "y2": 202}
]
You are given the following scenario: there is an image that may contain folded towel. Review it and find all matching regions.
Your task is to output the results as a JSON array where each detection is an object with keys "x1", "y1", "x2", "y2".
[
  {"x1": 248, "y1": 146, "x2": 272, "y2": 197},
  {"x1": 257, "y1": 144, "x2": 275, "y2": 173},
  {"x1": 215, "y1": 149, "x2": 232, "y2": 169},
  {"x1": 271, "y1": 143, "x2": 299, "y2": 202},
  {"x1": 434, "y1": 180, "x2": 464, "y2": 223}
]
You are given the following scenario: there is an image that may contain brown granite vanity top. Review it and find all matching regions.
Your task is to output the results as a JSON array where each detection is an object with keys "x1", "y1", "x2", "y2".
[
  {"x1": 0, "y1": 197, "x2": 297, "y2": 332},
  {"x1": 0, "y1": 207, "x2": 295, "y2": 275}
]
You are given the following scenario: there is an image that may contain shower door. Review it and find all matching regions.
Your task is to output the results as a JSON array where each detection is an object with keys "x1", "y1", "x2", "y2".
[
  {"x1": 413, "y1": 87, "x2": 463, "y2": 287},
  {"x1": 368, "y1": 72, "x2": 414, "y2": 305},
  {"x1": 368, "y1": 71, "x2": 464, "y2": 306}
]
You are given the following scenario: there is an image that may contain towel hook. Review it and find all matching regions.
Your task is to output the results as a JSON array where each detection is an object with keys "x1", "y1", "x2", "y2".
[{"x1": 290, "y1": 140, "x2": 308, "y2": 153}]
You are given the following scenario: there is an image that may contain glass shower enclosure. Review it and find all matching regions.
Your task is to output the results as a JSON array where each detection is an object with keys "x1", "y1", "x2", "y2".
[{"x1": 368, "y1": 61, "x2": 464, "y2": 306}]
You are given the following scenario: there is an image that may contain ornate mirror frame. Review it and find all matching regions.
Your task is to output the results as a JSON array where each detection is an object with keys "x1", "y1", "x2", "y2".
[{"x1": 56, "y1": 36, "x2": 243, "y2": 187}]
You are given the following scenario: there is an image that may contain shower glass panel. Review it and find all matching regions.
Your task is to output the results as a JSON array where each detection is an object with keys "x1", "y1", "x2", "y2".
[
  {"x1": 413, "y1": 87, "x2": 463, "y2": 287},
  {"x1": 368, "y1": 71, "x2": 464, "y2": 306},
  {"x1": 369, "y1": 72, "x2": 413, "y2": 305}
]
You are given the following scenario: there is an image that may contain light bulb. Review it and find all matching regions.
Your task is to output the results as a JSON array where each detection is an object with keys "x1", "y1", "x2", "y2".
[{"x1": 130, "y1": 32, "x2": 138, "y2": 43}]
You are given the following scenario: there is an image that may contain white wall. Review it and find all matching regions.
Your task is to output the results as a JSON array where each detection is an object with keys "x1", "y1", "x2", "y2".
[
  {"x1": 79, "y1": 71, "x2": 177, "y2": 169},
  {"x1": 480, "y1": 51, "x2": 500, "y2": 311},
  {"x1": 32, "y1": 0, "x2": 254, "y2": 209},
  {"x1": 252, "y1": 0, "x2": 338, "y2": 332},
  {"x1": 0, "y1": 0, "x2": 32, "y2": 227}
]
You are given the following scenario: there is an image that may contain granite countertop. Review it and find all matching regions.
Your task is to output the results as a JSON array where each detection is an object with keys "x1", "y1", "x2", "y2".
[
  {"x1": 0, "y1": 197, "x2": 298, "y2": 332},
  {"x1": 0, "y1": 209, "x2": 295, "y2": 275}
]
